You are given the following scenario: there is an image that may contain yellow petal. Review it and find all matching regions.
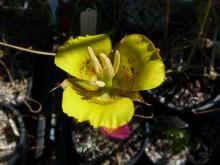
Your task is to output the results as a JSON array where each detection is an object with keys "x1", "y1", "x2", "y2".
[
  {"x1": 113, "y1": 34, "x2": 165, "y2": 91},
  {"x1": 61, "y1": 78, "x2": 100, "y2": 91},
  {"x1": 62, "y1": 86, "x2": 134, "y2": 129},
  {"x1": 55, "y1": 34, "x2": 112, "y2": 81},
  {"x1": 133, "y1": 54, "x2": 165, "y2": 90}
]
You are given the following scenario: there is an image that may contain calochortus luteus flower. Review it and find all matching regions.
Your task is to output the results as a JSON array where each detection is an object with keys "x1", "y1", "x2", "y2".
[{"x1": 55, "y1": 34, "x2": 165, "y2": 138}]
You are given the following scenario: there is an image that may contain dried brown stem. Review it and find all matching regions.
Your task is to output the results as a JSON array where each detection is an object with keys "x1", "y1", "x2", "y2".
[
  {"x1": 23, "y1": 96, "x2": 43, "y2": 113},
  {"x1": 0, "y1": 59, "x2": 14, "y2": 82},
  {"x1": 164, "y1": 0, "x2": 170, "y2": 38},
  {"x1": 134, "y1": 113, "x2": 153, "y2": 119},
  {"x1": 0, "y1": 41, "x2": 55, "y2": 56}
]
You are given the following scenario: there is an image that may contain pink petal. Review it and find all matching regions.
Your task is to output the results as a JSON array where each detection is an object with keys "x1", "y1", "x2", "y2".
[{"x1": 100, "y1": 124, "x2": 130, "y2": 139}]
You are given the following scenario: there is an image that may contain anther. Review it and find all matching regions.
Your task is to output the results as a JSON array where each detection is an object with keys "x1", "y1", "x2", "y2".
[
  {"x1": 99, "y1": 53, "x2": 115, "y2": 80},
  {"x1": 113, "y1": 50, "x2": 120, "y2": 75},
  {"x1": 88, "y1": 47, "x2": 103, "y2": 78}
]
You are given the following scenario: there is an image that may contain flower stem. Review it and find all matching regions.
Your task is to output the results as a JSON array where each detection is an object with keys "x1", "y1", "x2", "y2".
[
  {"x1": 0, "y1": 41, "x2": 56, "y2": 56},
  {"x1": 185, "y1": 0, "x2": 212, "y2": 68},
  {"x1": 164, "y1": 0, "x2": 170, "y2": 39}
]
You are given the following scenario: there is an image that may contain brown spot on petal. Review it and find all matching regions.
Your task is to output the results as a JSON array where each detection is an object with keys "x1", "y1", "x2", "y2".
[{"x1": 79, "y1": 58, "x2": 96, "y2": 80}]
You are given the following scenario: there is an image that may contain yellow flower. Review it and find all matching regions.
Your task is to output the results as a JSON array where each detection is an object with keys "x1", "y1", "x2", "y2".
[{"x1": 55, "y1": 34, "x2": 165, "y2": 129}]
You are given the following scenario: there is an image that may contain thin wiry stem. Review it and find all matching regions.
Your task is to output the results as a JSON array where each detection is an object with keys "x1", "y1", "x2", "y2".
[
  {"x1": 192, "y1": 108, "x2": 220, "y2": 114},
  {"x1": 164, "y1": 0, "x2": 170, "y2": 38},
  {"x1": 23, "y1": 96, "x2": 42, "y2": 113},
  {"x1": 211, "y1": 27, "x2": 218, "y2": 66},
  {"x1": 186, "y1": 0, "x2": 212, "y2": 67},
  {"x1": 0, "y1": 59, "x2": 14, "y2": 82},
  {"x1": 134, "y1": 113, "x2": 153, "y2": 119},
  {"x1": 0, "y1": 41, "x2": 56, "y2": 56}
]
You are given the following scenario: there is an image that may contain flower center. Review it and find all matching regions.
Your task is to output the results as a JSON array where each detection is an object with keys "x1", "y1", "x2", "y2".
[{"x1": 88, "y1": 47, "x2": 120, "y2": 88}]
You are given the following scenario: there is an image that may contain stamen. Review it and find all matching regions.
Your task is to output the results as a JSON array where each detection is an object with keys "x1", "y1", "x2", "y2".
[
  {"x1": 88, "y1": 47, "x2": 103, "y2": 78},
  {"x1": 113, "y1": 50, "x2": 120, "y2": 75},
  {"x1": 99, "y1": 53, "x2": 115, "y2": 80}
]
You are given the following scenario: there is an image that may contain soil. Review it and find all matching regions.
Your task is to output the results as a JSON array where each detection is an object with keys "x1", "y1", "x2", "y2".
[
  {"x1": 71, "y1": 120, "x2": 145, "y2": 165},
  {"x1": 0, "y1": 51, "x2": 34, "y2": 105},
  {"x1": 149, "y1": 67, "x2": 218, "y2": 110},
  {"x1": 147, "y1": 17, "x2": 220, "y2": 111},
  {"x1": 145, "y1": 138, "x2": 188, "y2": 165},
  {"x1": 0, "y1": 108, "x2": 19, "y2": 164},
  {"x1": 0, "y1": 79, "x2": 28, "y2": 105},
  {"x1": 145, "y1": 116, "x2": 213, "y2": 165}
]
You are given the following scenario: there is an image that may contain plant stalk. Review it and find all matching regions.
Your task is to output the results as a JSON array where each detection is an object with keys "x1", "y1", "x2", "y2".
[
  {"x1": 0, "y1": 60, "x2": 14, "y2": 83},
  {"x1": 164, "y1": 0, "x2": 170, "y2": 39},
  {"x1": 185, "y1": 0, "x2": 212, "y2": 67},
  {"x1": 0, "y1": 41, "x2": 56, "y2": 56}
]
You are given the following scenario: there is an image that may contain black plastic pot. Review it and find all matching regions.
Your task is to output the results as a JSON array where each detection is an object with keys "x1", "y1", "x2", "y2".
[
  {"x1": 70, "y1": 120, "x2": 147, "y2": 165},
  {"x1": 145, "y1": 91, "x2": 220, "y2": 114},
  {"x1": 0, "y1": 105, "x2": 28, "y2": 165},
  {"x1": 126, "y1": 139, "x2": 148, "y2": 165},
  {"x1": 142, "y1": 72, "x2": 220, "y2": 115},
  {"x1": 144, "y1": 115, "x2": 213, "y2": 165},
  {"x1": 1, "y1": 74, "x2": 33, "y2": 106}
]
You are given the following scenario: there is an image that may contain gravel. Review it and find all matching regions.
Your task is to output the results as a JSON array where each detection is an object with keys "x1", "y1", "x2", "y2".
[
  {"x1": 72, "y1": 121, "x2": 145, "y2": 165},
  {"x1": 0, "y1": 79, "x2": 28, "y2": 105},
  {"x1": 0, "y1": 109, "x2": 19, "y2": 164}
]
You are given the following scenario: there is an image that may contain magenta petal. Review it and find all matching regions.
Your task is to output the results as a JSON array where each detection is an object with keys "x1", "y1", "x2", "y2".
[{"x1": 100, "y1": 125, "x2": 130, "y2": 139}]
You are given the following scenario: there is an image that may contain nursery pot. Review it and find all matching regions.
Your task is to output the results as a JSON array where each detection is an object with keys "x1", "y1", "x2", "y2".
[
  {"x1": 142, "y1": 73, "x2": 220, "y2": 116},
  {"x1": 144, "y1": 91, "x2": 220, "y2": 115},
  {"x1": 0, "y1": 76, "x2": 33, "y2": 106},
  {"x1": 144, "y1": 115, "x2": 213, "y2": 165},
  {"x1": 0, "y1": 1, "x2": 29, "y2": 17},
  {"x1": 70, "y1": 120, "x2": 147, "y2": 165},
  {"x1": 0, "y1": 50, "x2": 34, "y2": 106},
  {"x1": 0, "y1": 105, "x2": 28, "y2": 165}
]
